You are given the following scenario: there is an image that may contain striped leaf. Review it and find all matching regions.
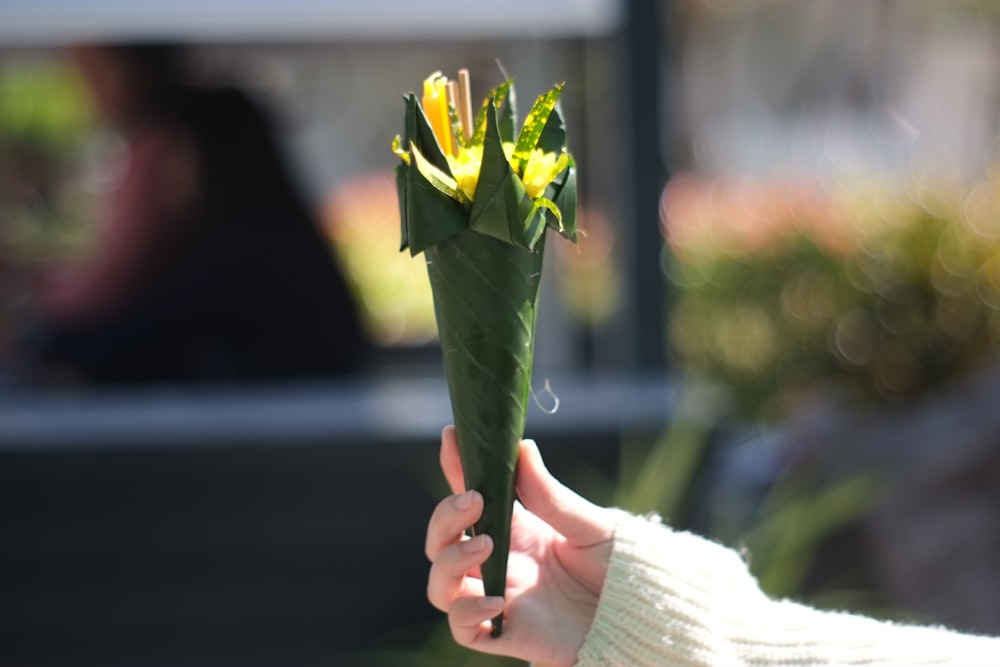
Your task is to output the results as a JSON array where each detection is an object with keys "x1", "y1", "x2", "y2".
[
  {"x1": 409, "y1": 141, "x2": 471, "y2": 207},
  {"x1": 470, "y1": 79, "x2": 513, "y2": 147},
  {"x1": 511, "y1": 83, "x2": 564, "y2": 174}
]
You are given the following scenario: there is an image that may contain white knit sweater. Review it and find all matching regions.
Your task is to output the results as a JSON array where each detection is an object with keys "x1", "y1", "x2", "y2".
[{"x1": 575, "y1": 511, "x2": 1000, "y2": 666}]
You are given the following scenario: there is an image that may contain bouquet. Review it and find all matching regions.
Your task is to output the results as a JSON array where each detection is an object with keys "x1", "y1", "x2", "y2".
[{"x1": 393, "y1": 68, "x2": 577, "y2": 636}]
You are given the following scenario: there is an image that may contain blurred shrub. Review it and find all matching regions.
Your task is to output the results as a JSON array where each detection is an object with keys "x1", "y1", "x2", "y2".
[
  {"x1": 0, "y1": 56, "x2": 99, "y2": 358},
  {"x1": 0, "y1": 58, "x2": 91, "y2": 153},
  {"x1": 552, "y1": 205, "x2": 623, "y2": 327},
  {"x1": 663, "y1": 173, "x2": 1000, "y2": 421},
  {"x1": 322, "y1": 172, "x2": 438, "y2": 347},
  {"x1": 0, "y1": 56, "x2": 97, "y2": 260}
]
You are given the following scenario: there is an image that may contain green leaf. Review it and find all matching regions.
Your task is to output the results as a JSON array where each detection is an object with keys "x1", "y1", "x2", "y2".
[
  {"x1": 548, "y1": 159, "x2": 578, "y2": 241},
  {"x1": 405, "y1": 92, "x2": 453, "y2": 177},
  {"x1": 401, "y1": 92, "x2": 470, "y2": 254},
  {"x1": 532, "y1": 195, "x2": 562, "y2": 229},
  {"x1": 511, "y1": 83, "x2": 564, "y2": 174},
  {"x1": 409, "y1": 140, "x2": 471, "y2": 207},
  {"x1": 537, "y1": 101, "x2": 576, "y2": 240},
  {"x1": 396, "y1": 163, "x2": 409, "y2": 251},
  {"x1": 498, "y1": 77, "x2": 518, "y2": 143},
  {"x1": 469, "y1": 102, "x2": 540, "y2": 250},
  {"x1": 537, "y1": 101, "x2": 568, "y2": 154},
  {"x1": 470, "y1": 79, "x2": 513, "y2": 147},
  {"x1": 510, "y1": 175, "x2": 548, "y2": 250},
  {"x1": 403, "y1": 160, "x2": 468, "y2": 256}
]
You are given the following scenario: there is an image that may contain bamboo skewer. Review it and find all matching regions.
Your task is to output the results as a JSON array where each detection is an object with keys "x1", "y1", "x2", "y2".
[{"x1": 457, "y1": 68, "x2": 473, "y2": 141}]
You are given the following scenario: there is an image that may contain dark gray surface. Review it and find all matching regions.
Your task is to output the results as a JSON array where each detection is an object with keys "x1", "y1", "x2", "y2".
[{"x1": 0, "y1": 375, "x2": 674, "y2": 666}]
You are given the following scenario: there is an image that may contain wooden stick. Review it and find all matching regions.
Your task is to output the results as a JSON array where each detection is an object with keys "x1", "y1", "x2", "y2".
[{"x1": 457, "y1": 68, "x2": 473, "y2": 141}]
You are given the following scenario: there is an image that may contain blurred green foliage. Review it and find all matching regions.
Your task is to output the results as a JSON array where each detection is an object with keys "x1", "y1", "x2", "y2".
[
  {"x1": 665, "y1": 176, "x2": 1000, "y2": 421},
  {"x1": 0, "y1": 57, "x2": 97, "y2": 262},
  {"x1": 0, "y1": 60, "x2": 91, "y2": 152},
  {"x1": 323, "y1": 172, "x2": 440, "y2": 347},
  {"x1": 646, "y1": 174, "x2": 1000, "y2": 613}
]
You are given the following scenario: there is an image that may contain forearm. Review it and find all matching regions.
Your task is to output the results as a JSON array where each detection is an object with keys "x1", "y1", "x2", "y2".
[{"x1": 576, "y1": 511, "x2": 1000, "y2": 667}]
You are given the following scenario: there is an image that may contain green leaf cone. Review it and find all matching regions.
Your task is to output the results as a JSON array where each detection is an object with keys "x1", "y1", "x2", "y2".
[
  {"x1": 395, "y1": 75, "x2": 576, "y2": 637},
  {"x1": 425, "y1": 229, "x2": 545, "y2": 637}
]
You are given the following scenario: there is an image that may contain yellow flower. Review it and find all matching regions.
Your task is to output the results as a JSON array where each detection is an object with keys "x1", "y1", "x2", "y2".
[
  {"x1": 446, "y1": 145, "x2": 484, "y2": 201},
  {"x1": 446, "y1": 142, "x2": 517, "y2": 201},
  {"x1": 395, "y1": 70, "x2": 570, "y2": 209},
  {"x1": 444, "y1": 140, "x2": 568, "y2": 202},
  {"x1": 521, "y1": 148, "x2": 569, "y2": 199}
]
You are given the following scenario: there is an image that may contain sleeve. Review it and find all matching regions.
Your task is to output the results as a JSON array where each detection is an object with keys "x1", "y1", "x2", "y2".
[{"x1": 575, "y1": 510, "x2": 1000, "y2": 667}]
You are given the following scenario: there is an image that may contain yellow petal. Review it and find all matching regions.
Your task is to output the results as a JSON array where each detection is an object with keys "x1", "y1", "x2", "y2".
[
  {"x1": 410, "y1": 140, "x2": 470, "y2": 206},
  {"x1": 522, "y1": 149, "x2": 569, "y2": 198}
]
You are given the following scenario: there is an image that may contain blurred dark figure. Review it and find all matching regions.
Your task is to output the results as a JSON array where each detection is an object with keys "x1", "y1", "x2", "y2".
[{"x1": 20, "y1": 43, "x2": 366, "y2": 386}]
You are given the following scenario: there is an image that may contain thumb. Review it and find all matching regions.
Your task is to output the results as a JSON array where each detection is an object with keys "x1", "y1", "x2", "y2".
[{"x1": 515, "y1": 439, "x2": 614, "y2": 547}]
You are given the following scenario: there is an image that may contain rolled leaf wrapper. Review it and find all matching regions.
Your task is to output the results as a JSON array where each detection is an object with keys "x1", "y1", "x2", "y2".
[
  {"x1": 396, "y1": 72, "x2": 577, "y2": 636},
  {"x1": 427, "y1": 227, "x2": 545, "y2": 620}
]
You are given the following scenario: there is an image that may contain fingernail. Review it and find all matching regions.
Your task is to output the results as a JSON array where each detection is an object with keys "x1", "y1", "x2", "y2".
[
  {"x1": 454, "y1": 491, "x2": 474, "y2": 511},
  {"x1": 479, "y1": 596, "x2": 505, "y2": 611},
  {"x1": 460, "y1": 534, "x2": 490, "y2": 553}
]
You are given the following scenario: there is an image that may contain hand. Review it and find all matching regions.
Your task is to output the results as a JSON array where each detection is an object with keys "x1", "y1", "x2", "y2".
[{"x1": 425, "y1": 426, "x2": 615, "y2": 666}]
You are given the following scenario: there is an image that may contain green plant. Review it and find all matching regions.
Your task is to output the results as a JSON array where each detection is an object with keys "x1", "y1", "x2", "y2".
[
  {"x1": 615, "y1": 381, "x2": 883, "y2": 613},
  {"x1": 0, "y1": 57, "x2": 98, "y2": 262},
  {"x1": 665, "y1": 175, "x2": 1000, "y2": 421}
]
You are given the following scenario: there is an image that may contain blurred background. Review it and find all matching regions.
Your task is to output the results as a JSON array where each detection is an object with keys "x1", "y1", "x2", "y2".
[{"x1": 2, "y1": 1, "x2": 1000, "y2": 665}]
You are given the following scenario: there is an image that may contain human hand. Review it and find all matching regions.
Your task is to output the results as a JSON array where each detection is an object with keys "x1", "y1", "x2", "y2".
[{"x1": 425, "y1": 426, "x2": 615, "y2": 666}]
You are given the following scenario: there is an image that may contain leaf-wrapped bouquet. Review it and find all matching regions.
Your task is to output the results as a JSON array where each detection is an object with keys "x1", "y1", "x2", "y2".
[{"x1": 394, "y1": 69, "x2": 577, "y2": 636}]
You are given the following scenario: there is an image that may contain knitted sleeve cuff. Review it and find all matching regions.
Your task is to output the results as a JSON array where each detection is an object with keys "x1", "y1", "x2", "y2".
[
  {"x1": 575, "y1": 509, "x2": 764, "y2": 666},
  {"x1": 574, "y1": 510, "x2": 1000, "y2": 667}
]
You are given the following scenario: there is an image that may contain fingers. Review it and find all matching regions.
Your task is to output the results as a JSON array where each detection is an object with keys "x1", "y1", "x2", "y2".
[
  {"x1": 440, "y1": 425, "x2": 466, "y2": 494},
  {"x1": 425, "y1": 488, "x2": 483, "y2": 561},
  {"x1": 427, "y1": 533, "x2": 493, "y2": 611},
  {"x1": 439, "y1": 424, "x2": 613, "y2": 548},
  {"x1": 447, "y1": 595, "x2": 506, "y2": 647},
  {"x1": 516, "y1": 438, "x2": 614, "y2": 547},
  {"x1": 425, "y1": 467, "x2": 504, "y2": 644}
]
